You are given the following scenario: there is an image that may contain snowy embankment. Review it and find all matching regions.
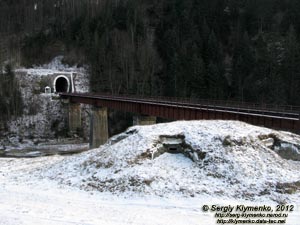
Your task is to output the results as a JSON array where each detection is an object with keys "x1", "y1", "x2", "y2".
[
  {"x1": 1, "y1": 120, "x2": 300, "y2": 224},
  {"x1": 24, "y1": 120, "x2": 300, "y2": 203}
]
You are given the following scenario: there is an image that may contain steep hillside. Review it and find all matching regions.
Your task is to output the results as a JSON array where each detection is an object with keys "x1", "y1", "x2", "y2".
[{"x1": 1, "y1": 0, "x2": 300, "y2": 104}]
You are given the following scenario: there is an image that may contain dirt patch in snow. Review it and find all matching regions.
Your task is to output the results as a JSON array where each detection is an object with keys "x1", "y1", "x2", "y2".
[{"x1": 276, "y1": 181, "x2": 300, "y2": 194}]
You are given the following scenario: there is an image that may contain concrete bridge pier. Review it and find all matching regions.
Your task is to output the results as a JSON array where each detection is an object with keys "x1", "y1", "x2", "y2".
[
  {"x1": 68, "y1": 103, "x2": 82, "y2": 135},
  {"x1": 133, "y1": 115, "x2": 156, "y2": 126},
  {"x1": 90, "y1": 106, "x2": 109, "y2": 149}
]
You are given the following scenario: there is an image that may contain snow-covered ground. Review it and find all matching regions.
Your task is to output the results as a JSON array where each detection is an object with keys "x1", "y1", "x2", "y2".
[
  {"x1": 1, "y1": 120, "x2": 300, "y2": 224},
  {"x1": 15, "y1": 56, "x2": 87, "y2": 76},
  {"x1": 0, "y1": 180, "x2": 212, "y2": 225}
]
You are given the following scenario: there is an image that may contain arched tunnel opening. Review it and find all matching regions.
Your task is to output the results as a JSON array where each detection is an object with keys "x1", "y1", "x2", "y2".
[{"x1": 54, "y1": 76, "x2": 70, "y2": 93}]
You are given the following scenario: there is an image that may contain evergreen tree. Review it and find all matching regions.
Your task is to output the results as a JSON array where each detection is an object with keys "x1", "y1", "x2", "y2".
[
  {"x1": 232, "y1": 32, "x2": 254, "y2": 101},
  {"x1": 282, "y1": 25, "x2": 300, "y2": 105},
  {"x1": 1, "y1": 0, "x2": 300, "y2": 106},
  {"x1": 252, "y1": 33, "x2": 270, "y2": 102},
  {"x1": 190, "y1": 54, "x2": 206, "y2": 98},
  {"x1": 0, "y1": 64, "x2": 23, "y2": 121}
]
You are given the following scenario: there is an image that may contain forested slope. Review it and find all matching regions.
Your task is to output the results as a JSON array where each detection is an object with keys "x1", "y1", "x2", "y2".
[{"x1": 1, "y1": 0, "x2": 300, "y2": 105}]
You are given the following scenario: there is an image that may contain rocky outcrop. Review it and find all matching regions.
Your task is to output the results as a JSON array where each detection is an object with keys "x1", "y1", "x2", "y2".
[
  {"x1": 258, "y1": 133, "x2": 300, "y2": 161},
  {"x1": 1, "y1": 57, "x2": 90, "y2": 146}
]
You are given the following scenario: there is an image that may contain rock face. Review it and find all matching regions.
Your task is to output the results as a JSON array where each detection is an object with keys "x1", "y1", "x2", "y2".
[
  {"x1": 258, "y1": 133, "x2": 300, "y2": 161},
  {"x1": 1, "y1": 57, "x2": 90, "y2": 144},
  {"x1": 275, "y1": 143, "x2": 300, "y2": 161}
]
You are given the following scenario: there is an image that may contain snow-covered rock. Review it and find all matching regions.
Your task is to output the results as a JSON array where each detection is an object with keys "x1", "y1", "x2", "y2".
[{"x1": 3, "y1": 56, "x2": 90, "y2": 141}]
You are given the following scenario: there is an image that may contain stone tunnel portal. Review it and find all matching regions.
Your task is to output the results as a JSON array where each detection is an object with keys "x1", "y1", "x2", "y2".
[{"x1": 54, "y1": 75, "x2": 70, "y2": 93}]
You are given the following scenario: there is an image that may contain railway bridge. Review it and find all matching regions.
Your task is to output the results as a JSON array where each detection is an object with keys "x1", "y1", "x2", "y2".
[{"x1": 60, "y1": 93, "x2": 300, "y2": 148}]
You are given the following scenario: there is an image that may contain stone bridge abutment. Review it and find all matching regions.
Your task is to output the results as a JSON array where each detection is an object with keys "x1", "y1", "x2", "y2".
[{"x1": 68, "y1": 103, "x2": 156, "y2": 149}]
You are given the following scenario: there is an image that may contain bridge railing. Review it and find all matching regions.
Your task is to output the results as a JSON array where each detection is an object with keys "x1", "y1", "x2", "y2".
[
  {"x1": 63, "y1": 92, "x2": 300, "y2": 115},
  {"x1": 117, "y1": 94, "x2": 300, "y2": 114}
]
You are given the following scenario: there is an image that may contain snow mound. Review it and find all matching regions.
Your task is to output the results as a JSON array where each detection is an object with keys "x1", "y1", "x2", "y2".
[{"x1": 30, "y1": 121, "x2": 300, "y2": 202}]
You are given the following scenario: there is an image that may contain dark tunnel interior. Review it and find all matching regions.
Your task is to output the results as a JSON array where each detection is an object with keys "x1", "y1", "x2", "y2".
[{"x1": 55, "y1": 77, "x2": 69, "y2": 93}]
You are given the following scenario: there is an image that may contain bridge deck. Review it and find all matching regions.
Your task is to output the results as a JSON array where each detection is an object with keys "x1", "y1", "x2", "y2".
[{"x1": 60, "y1": 93, "x2": 300, "y2": 132}]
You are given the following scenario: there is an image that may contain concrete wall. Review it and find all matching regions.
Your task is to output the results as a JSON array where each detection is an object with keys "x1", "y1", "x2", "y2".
[
  {"x1": 69, "y1": 103, "x2": 82, "y2": 135},
  {"x1": 90, "y1": 107, "x2": 108, "y2": 148}
]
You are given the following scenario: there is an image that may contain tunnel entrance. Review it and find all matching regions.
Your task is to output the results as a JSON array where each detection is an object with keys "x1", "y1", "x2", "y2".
[{"x1": 53, "y1": 75, "x2": 70, "y2": 93}]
